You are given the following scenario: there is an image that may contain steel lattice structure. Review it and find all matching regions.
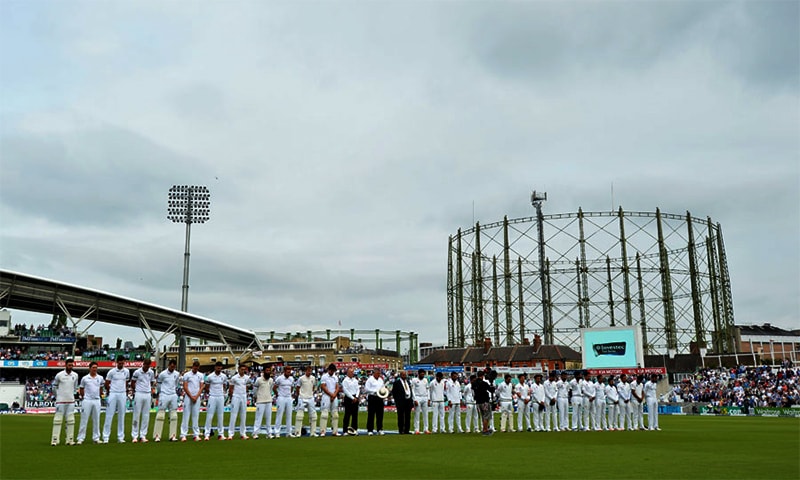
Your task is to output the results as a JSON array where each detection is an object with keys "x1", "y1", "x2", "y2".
[{"x1": 447, "y1": 205, "x2": 736, "y2": 355}]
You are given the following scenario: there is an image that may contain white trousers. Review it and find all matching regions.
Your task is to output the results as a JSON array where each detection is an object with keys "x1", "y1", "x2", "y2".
[
  {"x1": 181, "y1": 397, "x2": 202, "y2": 438},
  {"x1": 646, "y1": 398, "x2": 659, "y2": 429},
  {"x1": 253, "y1": 401, "x2": 273, "y2": 436},
  {"x1": 544, "y1": 400, "x2": 556, "y2": 430},
  {"x1": 103, "y1": 392, "x2": 127, "y2": 442},
  {"x1": 557, "y1": 398, "x2": 569, "y2": 430},
  {"x1": 607, "y1": 402, "x2": 619, "y2": 429},
  {"x1": 464, "y1": 403, "x2": 478, "y2": 432},
  {"x1": 228, "y1": 395, "x2": 247, "y2": 436},
  {"x1": 204, "y1": 396, "x2": 225, "y2": 436},
  {"x1": 517, "y1": 400, "x2": 532, "y2": 431},
  {"x1": 430, "y1": 401, "x2": 445, "y2": 433},
  {"x1": 414, "y1": 398, "x2": 429, "y2": 432},
  {"x1": 274, "y1": 396, "x2": 294, "y2": 436},
  {"x1": 632, "y1": 400, "x2": 644, "y2": 428},
  {"x1": 594, "y1": 400, "x2": 607, "y2": 430},
  {"x1": 583, "y1": 397, "x2": 595, "y2": 430},
  {"x1": 131, "y1": 392, "x2": 152, "y2": 440},
  {"x1": 447, "y1": 402, "x2": 463, "y2": 433},
  {"x1": 570, "y1": 397, "x2": 583, "y2": 430},
  {"x1": 77, "y1": 399, "x2": 101, "y2": 442},
  {"x1": 618, "y1": 401, "x2": 631, "y2": 430}
]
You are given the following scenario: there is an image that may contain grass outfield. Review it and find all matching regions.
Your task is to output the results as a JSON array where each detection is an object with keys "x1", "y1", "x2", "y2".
[{"x1": 1, "y1": 413, "x2": 798, "y2": 480}]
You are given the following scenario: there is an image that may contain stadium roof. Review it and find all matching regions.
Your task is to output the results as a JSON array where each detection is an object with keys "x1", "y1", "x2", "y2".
[{"x1": 0, "y1": 269, "x2": 262, "y2": 349}]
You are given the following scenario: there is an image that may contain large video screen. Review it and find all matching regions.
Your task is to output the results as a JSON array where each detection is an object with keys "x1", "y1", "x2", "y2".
[{"x1": 581, "y1": 326, "x2": 643, "y2": 369}]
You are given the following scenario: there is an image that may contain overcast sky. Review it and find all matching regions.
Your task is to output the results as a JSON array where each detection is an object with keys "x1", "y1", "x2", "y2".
[{"x1": 1, "y1": 1, "x2": 798, "y2": 352}]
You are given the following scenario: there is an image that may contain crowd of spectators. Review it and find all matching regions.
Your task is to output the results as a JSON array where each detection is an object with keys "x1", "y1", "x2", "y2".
[
  {"x1": 8, "y1": 323, "x2": 75, "y2": 338},
  {"x1": 671, "y1": 361, "x2": 798, "y2": 408},
  {"x1": 0, "y1": 347, "x2": 70, "y2": 361}
]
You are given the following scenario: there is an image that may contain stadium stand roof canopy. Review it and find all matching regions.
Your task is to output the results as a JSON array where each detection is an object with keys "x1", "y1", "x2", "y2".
[{"x1": 0, "y1": 269, "x2": 262, "y2": 349}]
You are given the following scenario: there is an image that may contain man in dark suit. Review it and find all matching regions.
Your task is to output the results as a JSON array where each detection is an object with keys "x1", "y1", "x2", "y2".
[{"x1": 392, "y1": 370, "x2": 413, "y2": 434}]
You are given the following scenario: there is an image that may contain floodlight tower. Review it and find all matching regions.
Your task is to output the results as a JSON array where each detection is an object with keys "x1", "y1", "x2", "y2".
[
  {"x1": 531, "y1": 190, "x2": 551, "y2": 344},
  {"x1": 167, "y1": 185, "x2": 211, "y2": 371}
]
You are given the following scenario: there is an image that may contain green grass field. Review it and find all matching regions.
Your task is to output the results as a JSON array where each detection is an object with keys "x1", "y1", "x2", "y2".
[{"x1": 1, "y1": 413, "x2": 798, "y2": 479}]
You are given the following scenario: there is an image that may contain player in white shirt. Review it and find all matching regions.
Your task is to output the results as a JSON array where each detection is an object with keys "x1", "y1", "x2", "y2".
[
  {"x1": 77, "y1": 361, "x2": 104, "y2": 444},
  {"x1": 294, "y1": 366, "x2": 318, "y2": 437},
  {"x1": 495, "y1": 374, "x2": 515, "y2": 433},
  {"x1": 594, "y1": 375, "x2": 608, "y2": 431},
  {"x1": 444, "y1": 372, "x2": 463, "y2": 433},
  {"x1": 428, "y1": 372, "x2": 446, "y2": 433},
  {"x1": 228, "y1": 364, "x2": 250, "y2": 439},
  {"x1": 631, "y1": 374, "x2": 645, "y2": 430},
  {"x1": 153, "y1": 359, "x2": 181, "y2": 442},
  {"x1": 605, "y1": 377, "x2": 620, "y2": 430},
  {"x1": 130, "y1": 357, "x2": 156, "y2": 443},
  {"x1": 617, "y1": 374, "x2": 633, "y2": 431},
  {"x1": 103, "y1": 357, "x2": 130, "y2": 443},
  {"x1": 411, "y1": 369, "x2": 430, "y2": 434},
  {"x1": 581, "y1": 371, "x2": 596, "y2": 432},
  {"x1": 462, "y1": 374, "x2": 478, "y2": 433},
  {"x1": 318, "y1": 364, "x2": 341, "y2": 437},
  {"x1": 273, "y1": 366, "x2": 295, "y2": 437},
  {"x1": 556, "y1": 371, "x2": 570, "y2": 431},
  {"x1": 644, "y1": 373, "x2": 661, "y2": 430},
  {"x1": 543, "y1": 371, "x2": 559, "y2": 432},
  {"x1": 515, "y1": 374, "x2": 532, "y2": 432},
  {"x1": 568, "y1": 371, "x2": 584, "y2": 431},
  {"x1": 51, "y1": 358, "x2": 79, "y2": 446},
  {"x1": 252, "y1": 367, "x2": 274, "y2": 439},
  {"x1": 530, "y1": 373, "x2": 547, "y2": 432},
  {"x1": 204, "y1": 362, "x2": 229, "y2": 440},
  {"x1": 341, "y1": 368, "x2": 361, "y2": 435},
  {"x1": 180, "y1": 360, "x2": 204, "y2": 441}
]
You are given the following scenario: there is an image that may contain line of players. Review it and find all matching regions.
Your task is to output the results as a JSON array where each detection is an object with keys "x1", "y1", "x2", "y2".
[{"x1": 49, "y1": 357, "x2": 661, "y2": 446}]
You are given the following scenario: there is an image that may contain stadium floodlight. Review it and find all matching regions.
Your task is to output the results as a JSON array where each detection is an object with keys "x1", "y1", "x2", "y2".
[{"x1": 167, "y1": 185, "x2": 211, "y2": 371}]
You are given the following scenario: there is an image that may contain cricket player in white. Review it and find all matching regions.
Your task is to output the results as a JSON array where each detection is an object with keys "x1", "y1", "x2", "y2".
[
  {"x1": 153, "y1": 359, "x2": 181, "y2": 442},
  {"x1": 463, "y1": 375, "x2": 478, "y2": 433},
  {"x1": 605, "y1": 377, "x2": 620, "y2": 430},
  {"x1": 515, "y1": 374, "x2": 532, "y2": 432},
  {"x1": 228, "y1": 364, "x2": 250, "y2": 439},
  {"x1": 411, "y1": 369, "x2": 430, "y2": 434},
  {"x1": 569, "y1": 371, "x2": 583, "y2": 431},
  {"x1": 52, "y1": 358, "x2": 78, "y2": 446},
  {"x1": 581, "y1": 371, "x2": 596, "y2": 432},
  {"x1": 644, "y1": 374, "x2": 661, "y2": 430},
  {"x1": 180, "y1": 360, "x2": 204, "y2": 441},
  {"x1": 130, "y1": 357, "x2": 156, "y2": 443},
  {"x1": 594, "y1": 375, "x2": 607, "y2": 431},
  {"x1": 429, "y1": 372, "x2": 446, "y2": 433},
  {"x1": 444, "y1": 372, "x2": 463, "y2": 433},
  {"x1": 556, "y1": 372, "x2": 570, "y2": 431},
  {"x1": 273, "y1": 367, "x2": 295, "y2": 437},
  {"x1": 252, "y1": 367, "x2": 274, "y2": 438},
  {"x1": 294, "y1": 366, "x2": 318, "y2": 437},
  {"x1": 617, "y1": 374, "x2": 632, "y2": 431},
  {"x1": 77, "y1": 361, "x2": 103, "y2": 444},
  {"x1": 496, "y1": 374, "x2": 515, "y2": 433},
  {"x1": 544, "y1": 371, "x2": 559, "y2": 431},
  {"x1": 531, "y1": 373, "x2": 546, "y2": 432},
  {"x1": 631, "y1": 375, "x2": 645, "y2": 430},
  {"x1": 204, "y1": 362, "x2": 228, "y2": 440},
  {"x1": 318, "y1": 364, "x2": 341, "y2": 436},
  {"x1": 103, "y1": 357, "x2": 130, "y2": 443}
]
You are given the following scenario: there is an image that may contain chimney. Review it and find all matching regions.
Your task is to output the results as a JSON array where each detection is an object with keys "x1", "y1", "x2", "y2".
[
  {"x1": 483, "y1": 338, "x2": 492, "y2": 354},
  {"x1": 533, "y1": 334, "x2": 542, "y2": 351}
]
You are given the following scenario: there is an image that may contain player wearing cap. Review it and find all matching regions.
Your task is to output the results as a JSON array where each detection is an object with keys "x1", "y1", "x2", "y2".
[
  {"x1": 273, "y1": 366, "x2": 295, "y2": 437},
  {"x1": 581, "y1": 371, "x2": 596, "y2": 432},
  {"x1": 605, "y1": 376, "x2": 620, "y2": 430},
  {"x1": 515, "y1": 373, "x2": 532, "y2": 432},
  {"x1": 252, "y1": 367, "x2": 274, "y2": 438},
  {"x1": 568, "y1": 371, "x2": 584, "y2": 431},
  {"x1": 364, "y1": 369, "x2": 386, "y2": 435},
  {"x1": 496, "y1": 374, "x2": 515, "y2": 433},
  {"x1": 530, "y1": 373, "x2": 546, "y2": 432},
  {"x1": 103, "y1": 357, "x2": 130, "y2": 443},
  {"x1": 429, "y1": 372, "x2": 446, "y2": 433},
  {"x1": 77, "y1": 361, "x2": 103, "y2": 445},
  {"x1": 153, "y1": 359, "x2": 181, "y2": 442},
  {"x1": 51, "y1": 358, "x2": 78, "y2": 446},
  {"x1": 318, "y1": 364, "x2": 341, "y2": 437},
  {"x1": 411, "y1": 369, "x2": 430, "y2": 434},
  {"x1": 644, "y1": 373, "x2": 661, "y2": 430},
  {"x1": 294, "y1": 366, "x2": 318, "y2": 437},
  {"x1": 556, "y1": 371, "x2": 570, "y2": 431},
  {"x1": 444, "y1": 372, "x2": 463, "y2": 433},
  {"x1": 617, "y1": 374, "x2": 632, "y2": 431},
  {"x1": 180, "y1": 360, "x2": 204, "y2": 441},
  {"x1": 462, "y1": 374, "x2": 477, "y2": 433},
  {"x1": 341, "y1": 367, "x2": 360, "y2": 435},
  {"x1": 227, "y1": 364, "x2": 250, "y2": 440},
  {"x1": 203, "y1": 362, "x2": 228, "y2": 440},
  {"x1": 130, "y1": 358, "x2": 156, "y2": 443},
  {"x1": 543, "y1": 371, "x2": 558, "y2": 432}
]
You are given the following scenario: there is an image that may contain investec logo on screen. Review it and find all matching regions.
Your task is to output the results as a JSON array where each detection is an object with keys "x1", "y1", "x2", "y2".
[{"x1": 593, "y1": 342, "x2": 626, "y2": 356}]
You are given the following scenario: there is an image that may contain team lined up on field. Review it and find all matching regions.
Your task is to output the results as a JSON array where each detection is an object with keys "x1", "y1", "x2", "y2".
[{"x1": 49, "y1": 357, "x2": 661, "y2": 445}]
